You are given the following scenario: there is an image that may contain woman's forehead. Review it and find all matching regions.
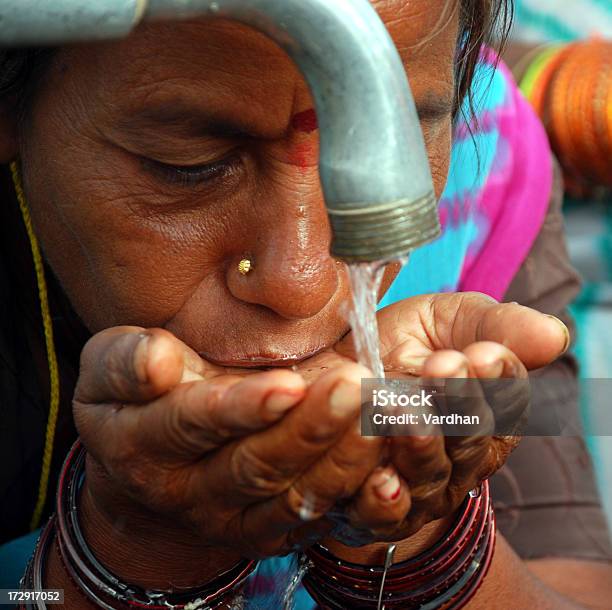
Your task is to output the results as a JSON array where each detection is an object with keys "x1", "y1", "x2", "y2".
[
  {"x1": 49, "y1": 0, "x2": 457, "y2": 130},
  {"x1": 72, "y1": 0, "x2": 458, "y2": 77}
]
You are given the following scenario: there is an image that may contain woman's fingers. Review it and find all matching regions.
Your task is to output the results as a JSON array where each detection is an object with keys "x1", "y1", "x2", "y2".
[
  {"x1": 208, "y1": 364, "x2": 371, "y2": 505},
  {"x1": 75, "y1": 329, "x2": 310, "y2": 467},
  {"x1": 344, "y1": 466, "x2": 411, "y2": 536},
  {"x1": 282, "y1": 421, "x2": 384, "y2": 522},
  {"x1": 75, "y1": 326, "x2": 222, "y2": 406},
  {"x1": 421, "y1": 344, "x2": 528, "y2": 438},
  {"x1": 192, "y1": 363, "x2": 385, "y2": 555},
  {"x1": 421, "y1": 349, "x2": 473, "y2": 378},
  {"x1": 388, "y1": 347, "x2": 501, "y2": 528},
  {"x1": 345, "y1": 293, "x2": 570, "y2": 374},
  {"x1": 141, "y1": 369, "x2": 308, "y2": 456},
  {"x1": 388, "y1": 352, "x2": 468, "y2": 527},
  {"x1": 77, "y1": 368, "x2": 308, "y2": 464},
  {"x1": 388, "y1": 434, "x2": 451, "y2": 527},
  {"x1": 439, "y1": 293, "x2": 569, "y2": 369},
  {"x1": 238, "y1": 419, "x2": 384, "y2": 553},
  {"x1": 75, "y1": 327, "x2": 184, "y2": 404},
  {"x1": 461, "y1": 341, "x2": 530, "y2": 437},
  {"x1": 461, "y1": 341, "x2": 528, "y2": 379},
  {"x1": 422, "y1": 349, "x2": 495, "y2": 439},
  {"x1": 425, "y1": 344, "x2": 524, "y2": 509}
]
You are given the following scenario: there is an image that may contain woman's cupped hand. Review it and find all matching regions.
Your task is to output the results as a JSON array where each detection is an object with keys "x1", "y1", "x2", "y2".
[{"x1": 73, "y1": 292, "x2": 569, "y2": 559}]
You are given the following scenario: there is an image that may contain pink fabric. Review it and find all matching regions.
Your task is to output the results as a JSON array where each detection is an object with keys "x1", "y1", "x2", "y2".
[{"x1": 458, "y1": 61, "x2": 553, "y2": 301}]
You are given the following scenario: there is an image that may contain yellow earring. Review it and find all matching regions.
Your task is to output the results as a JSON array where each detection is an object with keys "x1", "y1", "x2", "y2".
[{"x1": 238, "y1": 259, "x2": 253, "y2": 276}]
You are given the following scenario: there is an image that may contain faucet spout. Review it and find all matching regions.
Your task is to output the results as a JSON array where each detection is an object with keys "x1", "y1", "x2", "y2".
[{"x1": 0, "y1": 0, "x2": 441, "y2": 262}]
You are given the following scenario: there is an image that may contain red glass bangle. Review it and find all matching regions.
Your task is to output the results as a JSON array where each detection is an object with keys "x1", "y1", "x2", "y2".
[
  {"x1": 310, "y1": 489, "x2": 481, "y2": 580},
  {"x1": 302, "y1": 481, "x2": 494, "y2": 609}
]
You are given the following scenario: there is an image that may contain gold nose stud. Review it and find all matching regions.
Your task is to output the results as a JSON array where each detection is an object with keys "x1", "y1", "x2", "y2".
[{"x1": 238, "y1": 259, "x2": 253, "y2": 276}]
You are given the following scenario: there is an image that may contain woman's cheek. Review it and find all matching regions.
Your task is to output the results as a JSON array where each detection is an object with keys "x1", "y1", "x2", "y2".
[{"x1": 26, "y1": 146, "x2": 222, "y2": 331}]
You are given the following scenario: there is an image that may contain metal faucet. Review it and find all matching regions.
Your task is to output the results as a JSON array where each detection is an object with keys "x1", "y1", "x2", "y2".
[{"x1": 0, "y1": 0, "x2": 440, "y2": 263}]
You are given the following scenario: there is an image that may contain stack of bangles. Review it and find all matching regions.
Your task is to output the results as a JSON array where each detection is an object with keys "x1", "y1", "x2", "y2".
[
  {"x1": 19, "y1": 440, "x2": 494, "y2": 609},
  {"x1": 19, "y1": 441, "x2": 259, "y2": 610},
  {"x1": 518, "y1": 38, "x2": 612, "y2": 196},
  {"x1": 302, "y1": 481, "x2": 494, "y2": 609}
]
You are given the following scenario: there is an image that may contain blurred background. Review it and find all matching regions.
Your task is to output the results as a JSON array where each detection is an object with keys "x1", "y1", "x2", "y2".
[{"x1": 510, "y1": 0, "x2": 612, "y2": 521}]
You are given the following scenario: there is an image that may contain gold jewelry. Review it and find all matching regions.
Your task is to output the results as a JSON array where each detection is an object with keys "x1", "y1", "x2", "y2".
[{"x1": 238, "y1": 259, "x2": 253, "y2": 275}]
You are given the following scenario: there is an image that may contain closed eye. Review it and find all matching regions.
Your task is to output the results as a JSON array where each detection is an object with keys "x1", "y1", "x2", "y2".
[{"x1": 142, "y1": 153, "x2": 242, "y2": 187}]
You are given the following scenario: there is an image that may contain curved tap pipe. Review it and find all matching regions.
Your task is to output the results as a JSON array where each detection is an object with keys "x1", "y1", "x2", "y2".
[{"x1": 0, "y1": 0, "x2": 440, "y2": 262}]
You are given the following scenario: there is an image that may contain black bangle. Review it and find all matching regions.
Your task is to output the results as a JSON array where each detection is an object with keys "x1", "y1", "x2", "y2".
[{"x1": 18, "y1": 516, "x2": 56, "y2": 610}]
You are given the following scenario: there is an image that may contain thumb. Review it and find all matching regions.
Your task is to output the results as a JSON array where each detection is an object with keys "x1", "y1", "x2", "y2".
[
  {"x1": 75, "y1": 327, "x2": 192, "y2": 405},
  {"x1": 339, "y1": 293, "x2": 571, "y2": 373},
  {"x1": 437, "y1": 293, "x2": 570, "y2": 370}
]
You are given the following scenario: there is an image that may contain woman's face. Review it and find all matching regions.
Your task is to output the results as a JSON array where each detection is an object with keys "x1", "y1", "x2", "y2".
[{"x1": 10, "y1": 0, "x2": 458, "y2": 366}]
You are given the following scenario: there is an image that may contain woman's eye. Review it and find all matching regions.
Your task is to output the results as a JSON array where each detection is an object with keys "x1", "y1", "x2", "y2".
[{"x1": 143, "y1": 154, "x2": 240, "y2": 187}]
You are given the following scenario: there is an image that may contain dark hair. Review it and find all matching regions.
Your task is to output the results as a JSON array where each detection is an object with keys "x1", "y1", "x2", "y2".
[
  {"x1": 456, "y1": 0, "x2": 514, "y2": 118},
  {"x1": 0, "y1": 1, "x2": 513, "y2": 120}
]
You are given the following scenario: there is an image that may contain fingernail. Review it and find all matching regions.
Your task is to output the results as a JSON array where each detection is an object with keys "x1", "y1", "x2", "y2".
[
  {"x1": 449, "y1": 363, "x2": 469, "y2": 378},
  {"x1": 134, "y1": 333, "x2": 150, "y2": 384},
  {"x1": 299, "y1": 496, "x2": 317, "y2": 522},
  {"x1": 546, "y1": 315, "x2": 571, "y2": 354},
  {"x1": 265, "y1": 391, "x2": 300, "y2": 414},
  {"x1": 370, "y1": 467, "x2": 393, "y2": 488},
  {"x1": 330, "y1": 380, "x2": 361, "y2": 416},
  {"x1": 375, "y1": 474, "x2": 401, "y2": 502},
  {"x1": 481, "y1": 359, "x2": 504, "y2": 378}
]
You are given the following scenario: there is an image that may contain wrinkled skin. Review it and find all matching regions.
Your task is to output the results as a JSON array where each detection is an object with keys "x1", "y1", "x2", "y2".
[
  {"x1": 16, "y1": 2, "x2": 457, "y2": 357},
  {"x1": 73, "y1": 295, "x2": 565, "y2": 568},
  {"x1": 0, "y1": 0, "x2": 569, "y2": 573}
]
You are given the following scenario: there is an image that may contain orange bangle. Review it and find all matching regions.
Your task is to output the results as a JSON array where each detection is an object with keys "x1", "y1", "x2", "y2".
[
  {"x1": 548, "y1": 46, "x2": 580, "y2": 183},
  {"x1": 529, "y1": 45, "x2": 574, "y2": 119},
  {"x1": 540, "y1": 40, "x2": 612, "y2": 192},
  {"x1": 585, "y1": 42, "x2": 611, "y2": 187},
  {"x1": 568, "y1": 44, "x2": 606, "y2": 185},
  {"x1": 581, "y1": 41, "x2": 611, "y2": 188},
  {"x1": 596, "y1": 47, "x2": 612, "y2": 178}
]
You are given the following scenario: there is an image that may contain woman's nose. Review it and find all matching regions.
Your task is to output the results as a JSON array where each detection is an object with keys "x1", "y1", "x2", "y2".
[{"x1": 226, "y1": 196, "x2": 340, "y2": 320}]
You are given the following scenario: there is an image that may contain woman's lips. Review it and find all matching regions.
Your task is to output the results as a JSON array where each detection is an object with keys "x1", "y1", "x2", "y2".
[{"x1": 199, "y1": 344, "x2": 328, "y2": 368}]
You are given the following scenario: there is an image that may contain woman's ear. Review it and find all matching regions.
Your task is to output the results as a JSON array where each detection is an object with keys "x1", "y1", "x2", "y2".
[{"x1": 0, "y1": 99, "x2": 19, "y2": 163}]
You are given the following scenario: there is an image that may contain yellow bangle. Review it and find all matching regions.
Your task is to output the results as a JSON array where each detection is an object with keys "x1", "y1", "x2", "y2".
[
  {"x1": 511, "y1": 43, "x2": 553, "y2": 82},
  {"x1": 519, "y1": 45, "x2": 564, "y2": 102}
]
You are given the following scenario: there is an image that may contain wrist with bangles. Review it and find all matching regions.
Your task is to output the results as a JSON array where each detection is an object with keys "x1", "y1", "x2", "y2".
[
  {"x1": 19, "y1": 441, "x2": 258, "y2": 610},
  {"x1": 302, "y1": 481, "x2": 494, "y2": 609},
  {"x1": 21, "y1": 440, "x2": 495, "y2": 609}
]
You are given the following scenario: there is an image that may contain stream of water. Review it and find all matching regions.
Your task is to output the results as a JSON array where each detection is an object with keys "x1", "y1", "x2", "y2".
[
  {"x1": 280, "y1": 258, "x2": 408, "y2": 608},
  {"x1": 346, "y1": 262, "x2": 388, "y2": 378}
]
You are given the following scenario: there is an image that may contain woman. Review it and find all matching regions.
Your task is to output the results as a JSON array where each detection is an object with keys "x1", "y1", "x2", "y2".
[{"x1": 1, "y1": 0, "x2": 611, "y2": 607}]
